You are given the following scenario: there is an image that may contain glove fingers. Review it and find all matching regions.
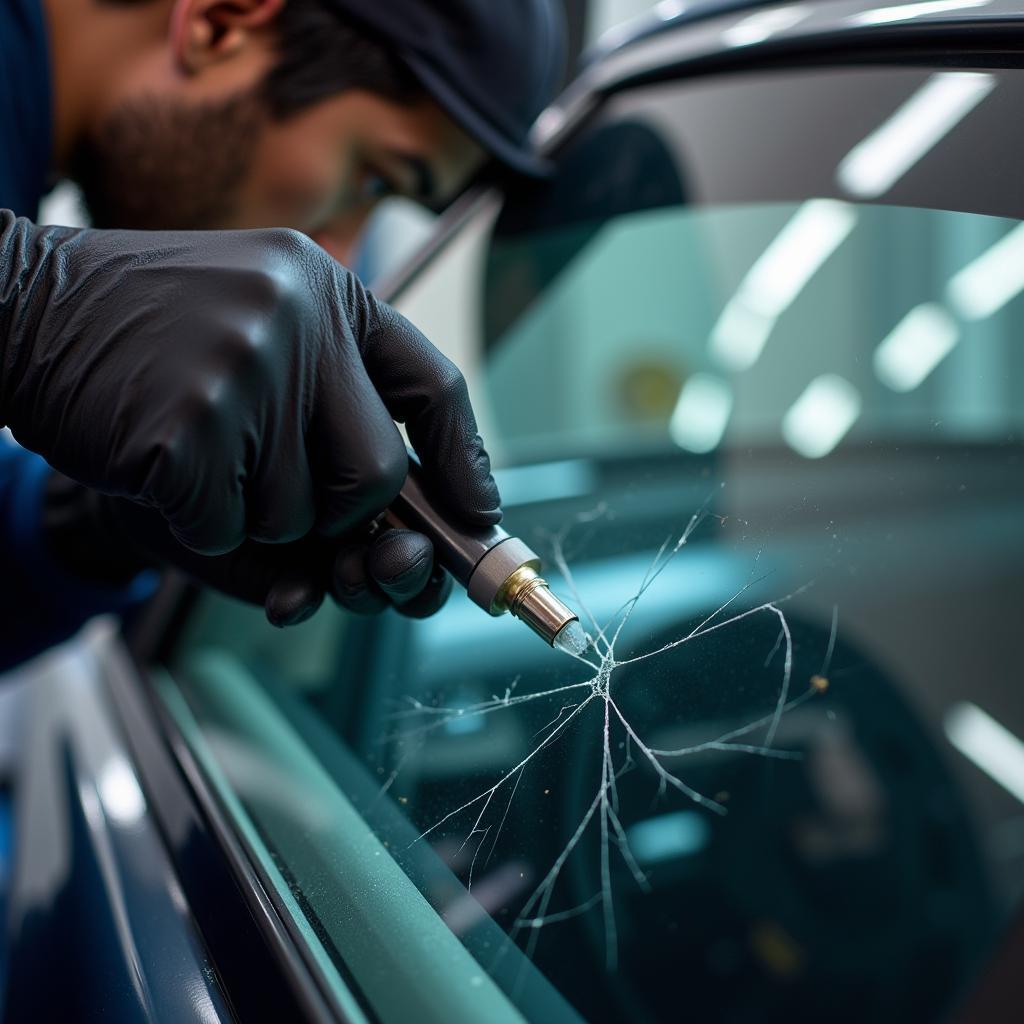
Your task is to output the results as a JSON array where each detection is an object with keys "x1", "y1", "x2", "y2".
[
  {"x1": 356, "y1": 298, "x2": 502, "y2": 528},
  {"x1": 366, "y1": 529, "x2": 435, "y2": 605},
  {"x1": 112, "y1": 498, "x2": 326, "y2": 614},
  {"x1": 264, "y1": 565, "x2": 326, "y2": 627},
  {"x1": 247, "y1": 455, "x2": 317, "y2": 545},
  {"x1": 331, "y1": 542, "x2": 389, "y2": 614},
  {"x1": 164, "y1": 502, "x2": 244, "y2": 556},
  {"x1": 393, "y1": 565, "x2": 453, "y2": 620}
]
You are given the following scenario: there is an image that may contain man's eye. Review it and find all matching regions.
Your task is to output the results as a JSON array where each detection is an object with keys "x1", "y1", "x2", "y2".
[{"x1": 359, "y1": 173, "x2": 398, "y2": 202}]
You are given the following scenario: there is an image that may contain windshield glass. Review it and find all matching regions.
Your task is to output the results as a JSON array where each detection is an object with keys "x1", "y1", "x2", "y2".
[{"x1": 162, "y1": 62, "x2": 1024, "y2": 1024}]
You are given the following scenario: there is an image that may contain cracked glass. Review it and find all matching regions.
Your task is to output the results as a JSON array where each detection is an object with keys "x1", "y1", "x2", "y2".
[{"x1": 163, "y1": 63, "x2": 1024, "y2": 1024}]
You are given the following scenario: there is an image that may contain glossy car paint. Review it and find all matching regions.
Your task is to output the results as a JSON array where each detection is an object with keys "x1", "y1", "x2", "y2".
[{"x1": 3, "y1": 622, "x2": 232, "y2": 1022}]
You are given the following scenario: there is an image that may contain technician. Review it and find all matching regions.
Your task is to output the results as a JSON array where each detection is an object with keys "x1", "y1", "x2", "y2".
[{"x1": 0, "y1": 0, "x2": 566, "y2": 668}]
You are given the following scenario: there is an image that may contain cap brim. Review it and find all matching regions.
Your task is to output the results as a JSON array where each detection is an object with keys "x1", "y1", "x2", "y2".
[{"x1": 402, "y1": 54, "x2": 555, "y2": 179}]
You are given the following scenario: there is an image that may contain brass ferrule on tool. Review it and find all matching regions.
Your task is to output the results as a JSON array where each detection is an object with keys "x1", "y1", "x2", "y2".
[
  {"x1": 491, "y1": 565, "x2": 579, "y2": 646},
  {"x1": 382, "y1": 455, "x2": 585, "y2": 651}
]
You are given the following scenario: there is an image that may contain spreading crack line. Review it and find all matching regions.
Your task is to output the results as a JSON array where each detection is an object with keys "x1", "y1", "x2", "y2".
[{"x1": 386, "y1": 506, "x2": 835, "y2": 968}]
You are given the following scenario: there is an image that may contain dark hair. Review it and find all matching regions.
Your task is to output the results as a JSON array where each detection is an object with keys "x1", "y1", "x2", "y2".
[
  {"x1": 101, "y1": 0, "x2": 424, "y2": 118},
  {"x1": 263, "y1": 2, "x2": 423, "y2": 118}
]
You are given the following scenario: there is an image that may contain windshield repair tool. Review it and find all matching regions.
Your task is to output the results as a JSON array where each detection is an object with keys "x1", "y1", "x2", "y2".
[{"x1": 382, "y1": 458, "x2": 590, "y2": 656}]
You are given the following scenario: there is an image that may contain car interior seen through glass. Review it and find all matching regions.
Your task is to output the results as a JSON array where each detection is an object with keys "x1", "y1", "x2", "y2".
[{"x1": 162, "y1": 62, "x2": 1024, "y2": 1024}]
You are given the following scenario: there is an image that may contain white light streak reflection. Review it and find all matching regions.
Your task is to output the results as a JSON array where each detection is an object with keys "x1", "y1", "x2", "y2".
[
  {"x1": 873, "y1": 303, "x2": 959, "y2": 392},
  {"x1": 945, "y1": 702, "x2": 1024, "y2": 804},
  {"x1": 782, "y1": 375, "x2": 862, "y2": 459},
  {"x1": 709, "y1": 201, "x2": 857, "y2": 372},
  {"x1": 837, "y1": 73, "x2": 995, "y2": 199},
  {"x1": 656, "y1": 0, "x2": 686, "y2": 19},
  {"x1": 848, "y1": 0, "x2": 992, "y2": 27},
  {"x1": 669, "y1": 373, "x2": 733, "y2": 453},
  {"x1": 721, "y1": 5, "x2": 810, "y2": 47},
  {"x1": 97, "y1": 756, "x2": 147, "y2": 827},
  {"x1": 946, "y1": 222, "x2": 1024, "y2": 321}
]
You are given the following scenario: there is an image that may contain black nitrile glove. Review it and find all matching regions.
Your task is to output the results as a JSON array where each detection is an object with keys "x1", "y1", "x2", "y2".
[
  {"x1": 0, "y1": 210, "x2": 500, "y2": 551},
  {"x1": 44, "y1": 471, "x2": 452, "y2": 624},
  {"x1": 2, "y1": 210, "x2": 501, "y2": 618}
]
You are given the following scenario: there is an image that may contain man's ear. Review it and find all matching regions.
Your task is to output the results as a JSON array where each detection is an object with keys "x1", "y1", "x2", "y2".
[{"x1": 170, "y1": 0, "x2": 286, "y2": 73}]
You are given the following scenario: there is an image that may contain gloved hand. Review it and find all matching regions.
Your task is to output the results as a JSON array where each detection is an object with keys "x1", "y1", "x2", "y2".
[
  {"x1": 44, "y1": 471, "x2": 453, "y2": 624},
  {"x1": 1, "y1": 210, "x2": 501, "y2": 617},
  {"x1": 0, "y1": 210, "x2": 500, "y2": 550}
]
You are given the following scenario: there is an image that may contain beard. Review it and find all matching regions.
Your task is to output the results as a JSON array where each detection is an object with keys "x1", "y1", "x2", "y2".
[{"x1": 69, "y1": 91, "x2": 265, "y2": 230}]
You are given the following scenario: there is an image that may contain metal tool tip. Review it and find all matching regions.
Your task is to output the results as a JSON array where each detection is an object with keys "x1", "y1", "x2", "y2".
[{"x1": 553, "y1": 619, "x2": 590, "y2": 657}]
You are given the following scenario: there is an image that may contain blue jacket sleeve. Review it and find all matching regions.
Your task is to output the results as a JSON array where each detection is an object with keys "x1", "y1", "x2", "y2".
[{"x1": 0, "y1": 437, "x2": 158, "y2": 672}]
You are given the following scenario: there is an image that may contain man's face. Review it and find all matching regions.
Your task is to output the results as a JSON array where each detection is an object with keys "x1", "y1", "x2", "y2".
[
  {"x1": 73, "y1": 67, "x2": 484, "y2": 265},
  {"x1": 240, "y1": 90, "x2": 486, "y2": 262}
]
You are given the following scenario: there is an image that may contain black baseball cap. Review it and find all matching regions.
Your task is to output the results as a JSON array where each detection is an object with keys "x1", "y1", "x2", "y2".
[{"x1": 326, "y1": 0, "x2": 567, "y2": 176}]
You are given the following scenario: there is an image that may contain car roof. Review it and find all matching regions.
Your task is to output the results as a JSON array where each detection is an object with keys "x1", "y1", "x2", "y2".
[
  {"x1": 591, "y1": 0, "x2": 1020, "y2": 61},
  {"x1": 532, "y1": 0, "x2": 1024, "y2": 150},
  {"x1": 378, "y1": 0, "x2": 1023, "y2": 301}
]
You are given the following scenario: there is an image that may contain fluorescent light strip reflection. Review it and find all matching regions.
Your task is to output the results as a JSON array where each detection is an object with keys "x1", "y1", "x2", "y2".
[
  {"x1": 669, "y1": 373, "x2": 733, "y2": 453},
  {"x1": 625, "y1": 811, "x2": 711, "y2": 866},
  {"x1": 709, "y1": 200, "x2": 857, "y2": 372},
  {"x1": 837, "y1": 72, "x2": 995, "y2": 199},
  {"x1": 873, "y1": 303, "x2": 959, "y2": 392},
  {"x1": 945, "y1": 702, "x2": 1024, "y2": 804},
  {"x1": 782, "y1": 374, "x2": 862, "y2": 459},
  {"x1": 947, "y1": 222, "x2": 1024, "y2": 320},
  {"x1": 849, "y1": 0, "x2": 992, "y2": 27},
  {"x1": 721, "y1": 5, "x2": 810, "y2": 47}
]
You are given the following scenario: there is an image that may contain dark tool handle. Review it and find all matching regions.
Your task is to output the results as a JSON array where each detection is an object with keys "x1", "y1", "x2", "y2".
[{"x1": 382, "y1": 456, "x2": 508, "y2": 588}]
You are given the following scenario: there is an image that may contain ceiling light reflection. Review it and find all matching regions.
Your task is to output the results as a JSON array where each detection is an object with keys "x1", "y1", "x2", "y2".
[
  {"x1": 873, "y1": 303, "x2": 959, "y2": 392},
  {"x1": 837, "y1": 72, "x2": 995, "y2": 199},
  {"x1": 945, "y1": 702, "x2": 1024, "y2": 804},
  {"x1": 848, "y1": 0, "x2": 991, "y2": 27},
  {"x1": 946, "y1": 222, "x2": 1024, "y2": 320},
  {"x1": 782, "y1": 374, "x2": 862, "y2": 459},
  {"x1": 656, "y1": 0, "x2": 686, "y2": 19},
  {"x1": 709, "y1": 200, "x2": 857, "y2": 372},
  {"x1": 626, "y1": 811, "x2": 711, "y2": 866},
  {"x1": 669, "y1": 373, "x2": 733, "y2": 453},
  {"x1": 97, "y1": 755, "x2": 147, "y2": 827},
  {"x1": 721, "y1": 5, "x2": 810, "y2": 47}
]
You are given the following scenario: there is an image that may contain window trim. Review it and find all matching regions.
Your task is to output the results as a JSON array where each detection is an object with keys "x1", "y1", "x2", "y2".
[{"x1": 106, "y1": 637, "x2": 357, "y2": 1024}]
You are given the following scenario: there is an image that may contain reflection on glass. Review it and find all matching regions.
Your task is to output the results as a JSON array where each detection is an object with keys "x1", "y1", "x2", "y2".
[
  {"x1": 668, "y1": 372, "x2": 733, "y2": 452},
  {"x1": 781, "y1": 373, "x2": 862, "y2": 458},
  {"x1": 624, "y1": 810, "x2": 712, "y2": 864},
  {"x1": 945, "y1": 703, "x2": 1024, "y2": 805},
  {"x1": 947, "y1": 221, "x2": 1024, "y2": 320},
  {"x1": 837, "y1": 73, "x2": 995, "y2": 199},
  {"x1": 721, "y1": 5, "x2": 810, "y2": 48},
  {"x1": 873, "y1": 303, "x2": 959, "y2": 392},
  {"x1": 487, "y1": 201, "x2": 1024, "y2": 458},
  {"x1": 708, "y1": 200, "x2": 857, "y2": 372},
  {"x1": 848, "y1": 0, "x2": 993, "y2": 27}
]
